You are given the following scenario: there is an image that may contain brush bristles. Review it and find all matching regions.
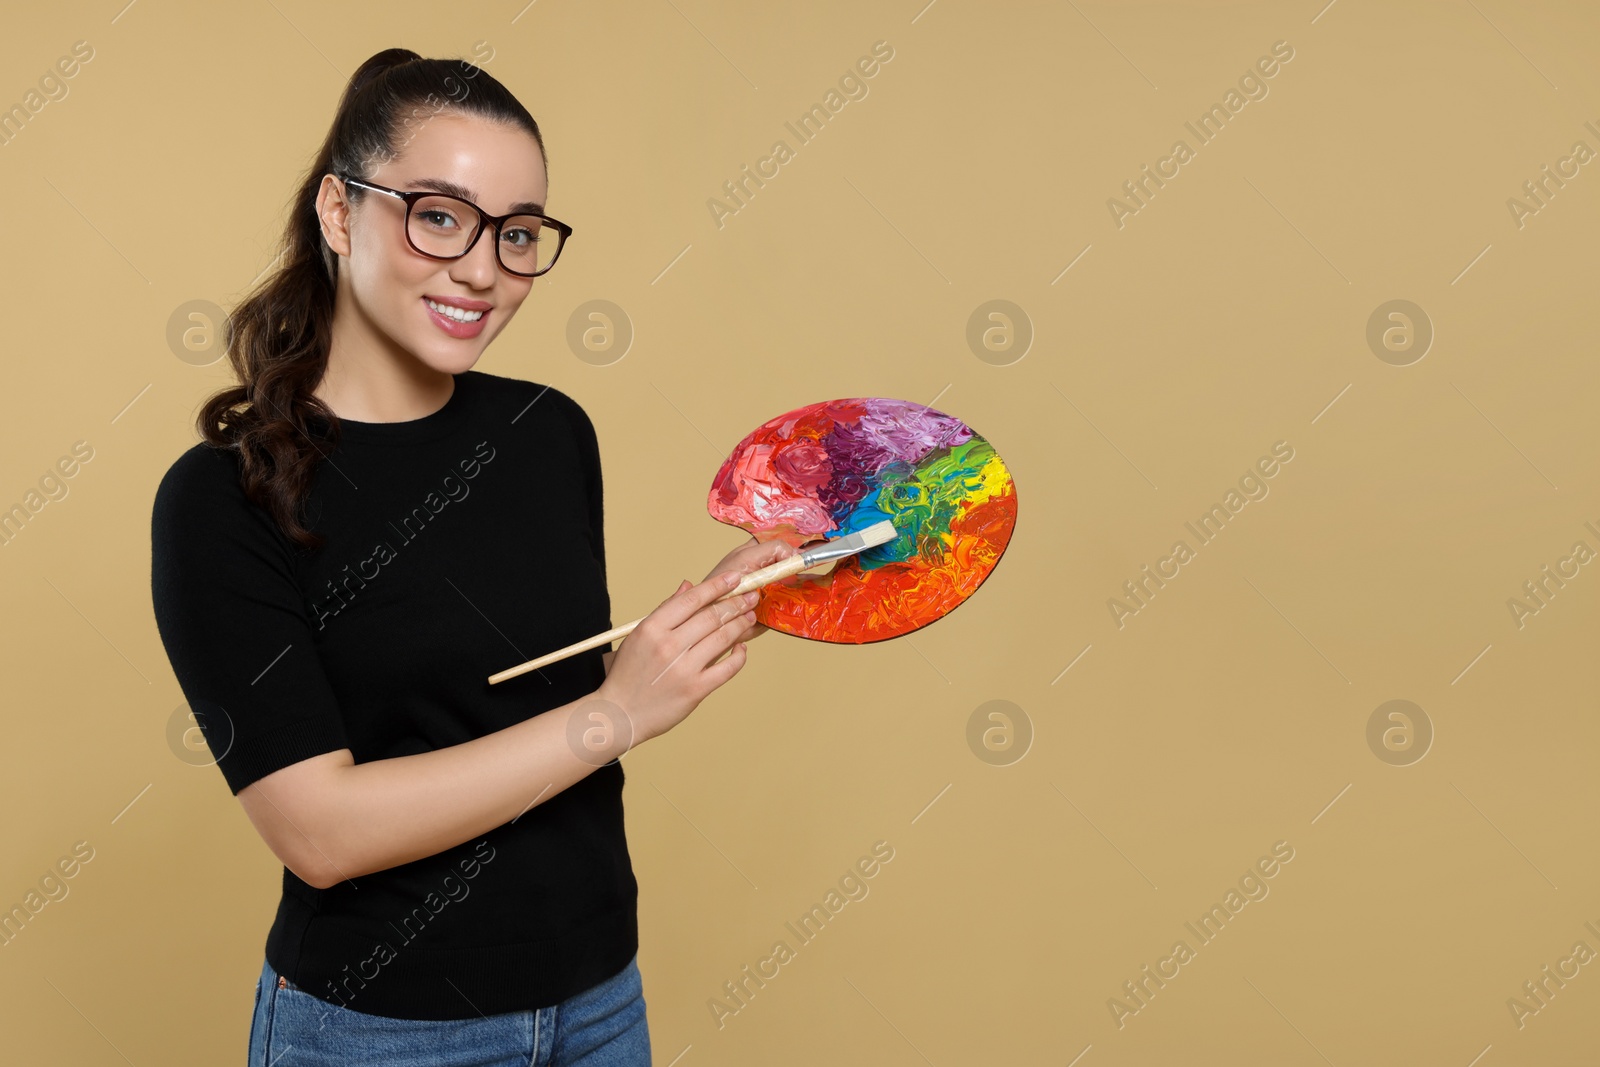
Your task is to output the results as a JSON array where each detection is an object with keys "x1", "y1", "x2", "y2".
[{"x1": 859, "y1": 519, "x2": 897, "y2": 548}]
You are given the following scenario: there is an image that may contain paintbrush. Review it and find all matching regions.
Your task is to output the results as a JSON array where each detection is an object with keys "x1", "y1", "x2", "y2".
[{"x1": 487, "y1": 519, "x2": 898, "y2": 685}]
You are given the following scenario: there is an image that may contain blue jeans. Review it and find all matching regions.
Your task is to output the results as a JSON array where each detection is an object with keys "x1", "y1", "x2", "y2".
[{"x1": 247, "y1": 954, "x2": 651, "y2": 1066}]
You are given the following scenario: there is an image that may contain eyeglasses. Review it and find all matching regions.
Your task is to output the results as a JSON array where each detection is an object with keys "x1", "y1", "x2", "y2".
[{"x1": 336, "y1": 173, "x2": 572, "y2": 278}]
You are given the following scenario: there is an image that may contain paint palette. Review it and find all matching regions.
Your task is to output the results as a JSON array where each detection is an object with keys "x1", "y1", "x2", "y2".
[{"x1": 707, "y1": 397, "x2": 1017, "y2": 643}]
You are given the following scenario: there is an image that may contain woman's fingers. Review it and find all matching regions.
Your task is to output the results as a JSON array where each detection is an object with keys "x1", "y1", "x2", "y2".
[
  {"x1": 640, "y1": 551, "x2": 784, "y2": 683},
  {"x1": 685, "y1": 601, "x2": 759, "y2": 675},
  {"x1": 702, "y1": 638, "x2": 749, "y2": 687},
  {"x1": 667, "y1": 590, "x2": 757, "y2": 657},
  {"x1": 697, "y1": 536, "x2": 801, "y2": 595},
  {"x1": 651, "y1": 571, "x2": 741, "y2": 630},
  {"x1": 757, "y1": 539, "x2": 800, "y2": 566},
  {"x1": 637, "y1": 595, "x2": 752, "y2": 690}
]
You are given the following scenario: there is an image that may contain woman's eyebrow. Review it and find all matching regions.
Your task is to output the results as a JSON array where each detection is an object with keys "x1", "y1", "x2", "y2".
[{"x1": 405, "y1": 176, "x2": 544, "y2": 215}]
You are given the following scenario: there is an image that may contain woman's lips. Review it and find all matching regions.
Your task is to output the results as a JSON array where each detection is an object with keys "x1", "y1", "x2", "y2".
[{"x1": 422, "y1": 296, "x2": 488, "y2": 339}]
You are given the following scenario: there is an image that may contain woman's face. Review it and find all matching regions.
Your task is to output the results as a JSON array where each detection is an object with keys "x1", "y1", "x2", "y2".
[{"x1": 319, "y1": 109, "x2": 548, "y2": 376}]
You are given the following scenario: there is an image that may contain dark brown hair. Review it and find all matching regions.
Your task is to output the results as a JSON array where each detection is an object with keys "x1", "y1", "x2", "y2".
[{"x1": 196, "y1": 47, "x2": 546, "y2": 551}]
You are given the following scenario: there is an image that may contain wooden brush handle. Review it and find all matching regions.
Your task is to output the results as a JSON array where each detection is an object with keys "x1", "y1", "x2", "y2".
[
  {"x1": 487, "y1": 553, "x2": 812, "y2": 685},
  {"x1": 486, "y1": 622, "x2": 635, "y2": 685},
  {"x1": 726, "y1": 552, "x2": 810, "y2": 596}
]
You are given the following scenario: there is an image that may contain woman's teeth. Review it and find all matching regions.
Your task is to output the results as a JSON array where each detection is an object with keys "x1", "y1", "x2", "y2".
[{"x1": 426, "y1": 298, "x2": 485, "y2": 322}]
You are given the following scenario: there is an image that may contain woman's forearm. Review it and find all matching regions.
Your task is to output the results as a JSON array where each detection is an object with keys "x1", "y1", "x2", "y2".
[
  {"x1": 300, "y1": 690, "x2": 621, "y2": 888},
  {"x1": 278, "y1": 591, "x2": 737, "y2": 887}
]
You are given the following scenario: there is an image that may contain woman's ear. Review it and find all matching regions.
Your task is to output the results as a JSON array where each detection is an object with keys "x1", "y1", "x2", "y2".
[{"x1": 315, "y1": 174, "x2": 356, "y2": 258}]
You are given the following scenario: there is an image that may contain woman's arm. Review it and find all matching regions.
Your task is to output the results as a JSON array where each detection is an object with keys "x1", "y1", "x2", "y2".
[
  {"x1": 238, "y1": 571, "x2": 755, "y2": 890},
  {"x1": 241, "y1": 694, "x2": 596, "y2": 888}
]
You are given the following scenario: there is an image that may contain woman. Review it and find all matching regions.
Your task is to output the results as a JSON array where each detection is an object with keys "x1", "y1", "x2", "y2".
[{"x1": 149, "y1": 47, "x2": 794, "y2": 1065}]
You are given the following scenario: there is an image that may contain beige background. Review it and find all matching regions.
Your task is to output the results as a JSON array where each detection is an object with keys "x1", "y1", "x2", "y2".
[{"x1": 2, "y1": 0, "x2": 1597, "y2": 1062}]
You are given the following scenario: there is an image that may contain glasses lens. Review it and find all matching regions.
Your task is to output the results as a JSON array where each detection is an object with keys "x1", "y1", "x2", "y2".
[
  {"x1": 407, "y1": 195, "x2": 560, "y2": 276},
  {"x1": 498, "y1": 215, "x2": 559, "y2": 276},
  {"x1": 407, "y1": 195, "x2": 482, "y2": 258}
]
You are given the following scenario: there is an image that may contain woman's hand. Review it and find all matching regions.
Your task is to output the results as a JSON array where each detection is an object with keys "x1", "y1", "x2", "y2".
[
  {"x1": 701, "y1": 535, "x2": 800, "y2": 644},
  {"x1": 599, "y1": 536, "x2": 797, "y2": 679},
  {"x1": 596, "y1": 571, "x2": 763, "y2": 746}
]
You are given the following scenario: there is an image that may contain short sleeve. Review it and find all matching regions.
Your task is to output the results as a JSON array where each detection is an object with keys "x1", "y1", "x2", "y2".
[
  {"x1": 150, "y1": 445, "x2": 351, "y2": 795},
  {"x1": 549, "y1": 389, "x2": 607, "y2": 588}
]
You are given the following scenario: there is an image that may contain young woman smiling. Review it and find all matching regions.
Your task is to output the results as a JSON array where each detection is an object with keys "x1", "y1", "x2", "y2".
[{"x1": 150, "y1": 47, "x2": 794, "y2": 1066}]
